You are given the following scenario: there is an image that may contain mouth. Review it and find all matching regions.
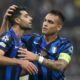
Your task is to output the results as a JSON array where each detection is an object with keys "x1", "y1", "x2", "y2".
[
  {"x1": 29, "y1": 21, "x2": 32, "y2": 24},
  {"x1": 29, "y1": 23, "x2": 32, "y2": 26},
  {"x1": 30, "y1": 21, "x2": 32, "y2": 24},
  {"x1": 42, "y1": 28, "x2": 48, "y2": 31},
  {"x1": 28, "y1": 24, "x2": 32, "y2": 30}
]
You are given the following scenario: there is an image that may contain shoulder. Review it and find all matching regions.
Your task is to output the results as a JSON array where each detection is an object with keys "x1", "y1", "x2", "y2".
[
  {"x1": 0, "y1": 31, "x2": 13, "y2": 50},
  {"x1": 0, "y1": 31, "x2": 13, "y2": 42},
  {"x1": 59, "y1": 36, "x2": 73, "y2": 45},
  {"x1": 59, "y1": 36, "x2": 73, "y2": 54}
]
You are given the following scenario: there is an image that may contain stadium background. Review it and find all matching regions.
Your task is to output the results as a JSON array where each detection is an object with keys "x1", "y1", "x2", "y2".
[{"x1": 0, "y1": 0, "x2": 80, "y2": 80}]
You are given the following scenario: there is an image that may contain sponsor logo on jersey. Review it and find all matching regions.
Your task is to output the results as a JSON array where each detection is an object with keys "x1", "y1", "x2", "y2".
[
  {"x1": 2, "y1": 35, "x2": 9, "y2": 42},
  {"x1": 33, "y1": 41, "x2": 39, "y2": 44},
  {"x1": 0, "y1": 42, "x2": 6, "y2": 47}
]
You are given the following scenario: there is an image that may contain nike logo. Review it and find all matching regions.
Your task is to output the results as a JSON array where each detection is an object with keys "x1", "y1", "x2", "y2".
[{"x1": 33, "y1": 41, "x2": 39, "y2": 44}]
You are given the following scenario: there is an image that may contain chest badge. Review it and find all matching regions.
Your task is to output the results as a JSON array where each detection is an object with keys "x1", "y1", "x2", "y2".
[{"x1": 52, "y1": 47, "x2": 57, "y2": 54}]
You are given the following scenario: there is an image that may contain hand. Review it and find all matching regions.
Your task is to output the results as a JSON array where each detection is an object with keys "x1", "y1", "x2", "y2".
[
  {"x1": 18, "y1": 59, "x2": 38, "y2": 75},
  {"x1": 3, "y1": 5, "x2": 18, "y2": 19},
  {"x1": 0, "y1": 5, "x2": 18, "y2": 34},
  {"x1": 18, "y1": 48, "x2": 37, "y2": 61}
]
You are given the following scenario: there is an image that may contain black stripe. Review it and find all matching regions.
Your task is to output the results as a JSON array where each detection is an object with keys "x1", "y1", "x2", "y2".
[
  {"x1": 11, "y1": 66, "x2": 17, "y2": 80},
  {"x1": 36, "y1": 37, "x2": 42, "y2": 53},
  {"x1": 38, "y1": 64, "x2": 43, "y2": 80},
  {"x1": 29, "y1": 75, "x2": 33, "y2": 80},
  {"x1": 47, "y1": 70, "x2": 52, "y2": 80},
  {"x1": 46, "y1": 49, "x2": 52, "y2": 80},
  {"x1": 27, "y1": 35, "x2": 36, "y2": 51},
  {"x1": 36, "y1": 37, "x2": 44, "y2": 80},
  {"x1": 0, "y1": 66, "x2": 6, "y2": 80}
]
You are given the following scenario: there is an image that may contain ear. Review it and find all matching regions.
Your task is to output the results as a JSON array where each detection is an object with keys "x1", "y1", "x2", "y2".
[
  {"x1": 57, "y1": 25, "x2": 62, "y2": 31},
  {"x1": 14, "y1": 18, "x2": 20, "y2": 24}
]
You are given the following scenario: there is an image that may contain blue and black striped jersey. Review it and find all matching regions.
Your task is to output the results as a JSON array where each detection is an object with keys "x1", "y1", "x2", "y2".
[
  {"x1": 22, "y1": 33, "x2": 73, "y2": 80},
  {"x1": 0, "y1": 29, "x2": 24, "y2": 80}
]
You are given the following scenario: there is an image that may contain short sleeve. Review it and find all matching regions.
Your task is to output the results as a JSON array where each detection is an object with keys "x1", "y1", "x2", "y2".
[
  {"x1": 58, "y1": 42, "x2": 73, "y2": 63},
  {"x1": 0, "y1": 33, "x2": 13, "y2": 52}
]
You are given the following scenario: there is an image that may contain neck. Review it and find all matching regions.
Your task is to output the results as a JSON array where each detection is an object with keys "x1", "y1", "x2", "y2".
[
  {"x1": 44, "y1": 34, "x2": 58, "y2": 44},
  {"x1": 12, "y1": 24, "x2": 25, "y2": 38}
]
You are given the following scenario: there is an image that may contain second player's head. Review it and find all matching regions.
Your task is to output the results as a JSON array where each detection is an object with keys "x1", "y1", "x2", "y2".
[
  {"x1": 42, "y1": 9, "x2": 65, "y2": 36},
  {"x1": 8, "y1": 7, "x2": 32, "y2": 30}
]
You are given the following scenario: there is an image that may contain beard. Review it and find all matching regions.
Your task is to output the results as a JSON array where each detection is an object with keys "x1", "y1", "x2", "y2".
[{"x1": 20, "y1": 25, "x2": 32, "y2": 30}]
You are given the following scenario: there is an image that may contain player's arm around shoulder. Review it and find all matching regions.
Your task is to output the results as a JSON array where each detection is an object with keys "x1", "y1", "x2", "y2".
[{"x1": 17, "y1": 40, "x2": 73, "y2": 72}]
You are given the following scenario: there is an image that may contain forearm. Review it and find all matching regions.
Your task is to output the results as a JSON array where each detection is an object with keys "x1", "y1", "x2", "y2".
[
  {"x1": 42, "y1": 59, "x2": 65, "y2": 71},
  {"x1": 36, "y1": 56, "x2": 67, "y2": 72},
  {"x1": 0, "y1": 55, "x2": 20, "y2": 66},
  {"x1": 0, "y1": 18, "x2": 9, "y2": 35},
  {"x1": 17, "y1": 50, "x2": 66, "y2": 71}
]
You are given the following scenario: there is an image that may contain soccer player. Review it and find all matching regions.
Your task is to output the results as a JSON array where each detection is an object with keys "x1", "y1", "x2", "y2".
[
  {"x1": 0, "y1": 5, "x2": 38, "y2": 80},
  {"x1": 18, "y1": 10, "x2": 73, "y2": 80}
]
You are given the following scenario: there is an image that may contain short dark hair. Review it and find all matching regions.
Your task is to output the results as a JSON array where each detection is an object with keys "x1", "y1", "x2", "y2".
[
  {"x1": 48, "y1": 10, "x2": 65, "y2": 23},
  {"x1": 8, "y1": 7, "x2": 26, "y2": 26}
]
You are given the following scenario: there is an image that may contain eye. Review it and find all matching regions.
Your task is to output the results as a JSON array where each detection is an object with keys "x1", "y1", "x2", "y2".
[
  {"x1": 24, "y1": 14, "x2": 28, "y2": 18},
  {"x1": 48, "y1": 20, "x2": 54, "y2": 24},
  {"x1": 25, "y1": 15, "x2": 28, "y2": 18}
]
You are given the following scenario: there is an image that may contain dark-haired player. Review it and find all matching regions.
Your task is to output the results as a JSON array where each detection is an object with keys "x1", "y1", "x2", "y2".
[
  {"x1": 0, "y1": 5, "x2": 38, "y2": 80},
  {"x1": 19, "y1": 9, "x2": 73, "y2": 80}
]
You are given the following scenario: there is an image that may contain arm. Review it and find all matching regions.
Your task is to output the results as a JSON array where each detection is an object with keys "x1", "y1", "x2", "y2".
[
  {"x1": 0, "y1": 17, "x2": 8, "y2": 35},
  {"x1": 38, "y1": 57, "x2": 68, "y2": 71},
  {"x1": 0, "y1": 49, "x2": 21, "y2": 65},
  {"x1": 0, "y1": 5, "x2": 18, "y2": 35},
  {"x1": 0, "y1": 49, "x2": 38, "y2": 74},
  {"x1": 18, "y1": 50, "x2": 68, "y2": 72},
  {"x1": 18, "y1": 46, "x2": 73, "y2": 72},
  {"x1": 0, "y1": 34, "x2": 38, "y2": 75}
]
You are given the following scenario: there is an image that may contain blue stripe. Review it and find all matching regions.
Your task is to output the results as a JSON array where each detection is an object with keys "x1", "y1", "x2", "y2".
[
  {"x1": 41, "y1": 66, "x2": 47, "y2": 80},
  {"x1": 5, "y1": 66, "x2": 13, "y2": 80}
]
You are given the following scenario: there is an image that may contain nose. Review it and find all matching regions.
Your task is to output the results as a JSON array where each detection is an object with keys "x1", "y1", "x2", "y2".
[
  {"x1": 30, "y1": 16, "x2": 32, "y2": 21},
  {"x1": 43, "y1": 21, "x2": 47, "y2": 27},
  {"x1": 29, "y1": 16, "x2": 32, "y2": 21}
]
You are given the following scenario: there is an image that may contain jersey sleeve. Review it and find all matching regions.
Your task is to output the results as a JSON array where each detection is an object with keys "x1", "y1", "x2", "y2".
[
  {"x1": 58, "y1": 41, "x2": 73, "y2": 63},
  {"x1": 0, "y1": 33, "x2": 13, "y2": 52}
]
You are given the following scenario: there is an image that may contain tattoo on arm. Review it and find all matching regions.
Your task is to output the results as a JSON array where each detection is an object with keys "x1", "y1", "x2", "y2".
[
  {"x1": 42, "y1": 59, "x2": 55, "y2": 69},
  {"x1": 42, "y1": 58, "x2": 68, "y2": 71}
]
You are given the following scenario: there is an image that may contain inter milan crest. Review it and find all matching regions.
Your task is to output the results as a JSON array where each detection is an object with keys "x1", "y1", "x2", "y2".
[{"x1": 52, "y1": 47, "x2": 57, "y2": 54}]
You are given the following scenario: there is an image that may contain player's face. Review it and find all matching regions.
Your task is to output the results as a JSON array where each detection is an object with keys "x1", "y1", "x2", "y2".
[
  {"x1": 18, "y1": 10, "x2": 32, "y2": 30},
  {"x1": 42, "y1": 13, "x2": 62, "y2": 35}
]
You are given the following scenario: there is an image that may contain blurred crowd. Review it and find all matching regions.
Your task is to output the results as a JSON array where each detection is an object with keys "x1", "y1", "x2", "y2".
[{"x1": 0, "y1": 0, "x2": 80, "y2": 80}]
